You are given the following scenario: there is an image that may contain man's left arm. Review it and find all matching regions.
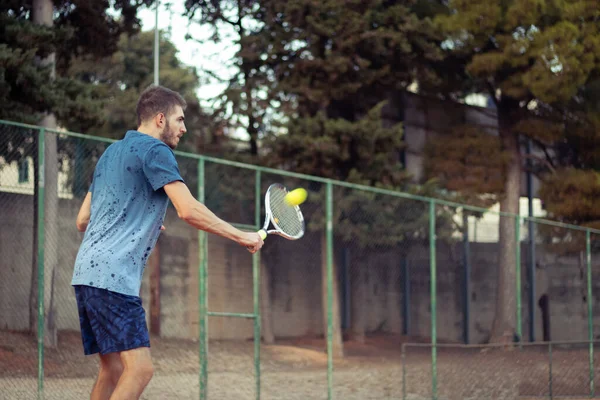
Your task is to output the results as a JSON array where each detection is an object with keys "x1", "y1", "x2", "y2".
[{"x1": 76, "y1": 192, "x2": 92, "y2": 232}]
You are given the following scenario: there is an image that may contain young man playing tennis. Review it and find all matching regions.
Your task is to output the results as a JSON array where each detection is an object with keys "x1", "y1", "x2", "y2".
[{"x1": 71, "y1": 85, "x2": 264, "y2": 400}]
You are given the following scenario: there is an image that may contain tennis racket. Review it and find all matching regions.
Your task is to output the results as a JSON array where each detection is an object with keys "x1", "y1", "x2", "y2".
[{"x1": 256, "y1": 183, "x2": 305, "y2": 241}]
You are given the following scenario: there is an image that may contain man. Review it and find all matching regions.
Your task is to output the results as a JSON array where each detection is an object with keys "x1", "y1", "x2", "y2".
[{"x1": 71, "y1": 85, "x2": 264, "y2": 400}]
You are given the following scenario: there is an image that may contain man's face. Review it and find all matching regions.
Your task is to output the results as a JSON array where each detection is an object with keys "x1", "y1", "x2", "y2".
[{"x1": 159, "y1": 105, "x2": 186, "y2": 149}]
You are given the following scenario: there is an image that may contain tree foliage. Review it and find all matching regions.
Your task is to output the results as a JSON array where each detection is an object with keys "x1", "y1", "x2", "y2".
[
  {"x1": 429, "y1": 0, "x2": 600, "y2": 342},
  {"x1": 267, "y1": 103, "x2": 405, "y2": 184},
  {"x1": 540, "y1": 168, "x2": 600, "y2": 227},
  {"x1": 253, "y1": 0, "x2": 455, "y2": 250},
  {"x1": 256, "y1": 0, "x2": 440, "y2": 183},
  {"x1": 430, "y1": 0, "x2": 600, "y2": 181},
  {"x1": 423, "y1": 124, "x2": 508, "y2": 209},
  {"x1": 66, "y1": 30, "x2": 209, "y2": 151},
  {"x1": 184, "y1": 0, "x2": 276, "y2": 156},
  {"x1": 0, "y1": 0, "x2": 153, "y2": 127},
  {"x1": 538, "y1": 76, "x2": 600, "y2": 230},
  {"x1": 260, "y1": 0, "x2": 442, "y2": 118}
]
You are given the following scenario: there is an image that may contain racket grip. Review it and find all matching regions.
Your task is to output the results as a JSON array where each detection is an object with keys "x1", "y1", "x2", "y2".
[{"x1": 258, "y1": 230, "x2": 267, "y2": 240}]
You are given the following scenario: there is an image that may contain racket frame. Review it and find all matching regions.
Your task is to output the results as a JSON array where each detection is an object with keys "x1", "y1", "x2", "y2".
[{"x1": 258, "y1": 183, "x2": 305, "y2": 240}]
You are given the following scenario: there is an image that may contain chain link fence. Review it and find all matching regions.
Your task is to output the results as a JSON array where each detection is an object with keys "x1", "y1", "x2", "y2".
[
  {"x1": 402, "y1": 341, "x2": 600, "y2": 400},
  {"x1": 1, "y1": 120, "x2": 600, "y2": 399},
  {"x1": 1, "y1": 124, "x2": 39, "y2": 399}
]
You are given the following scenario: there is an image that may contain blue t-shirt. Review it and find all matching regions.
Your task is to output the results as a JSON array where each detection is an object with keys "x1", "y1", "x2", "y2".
[{"x1": 71, "y1": 130, "x2": 184, "y2": 296}]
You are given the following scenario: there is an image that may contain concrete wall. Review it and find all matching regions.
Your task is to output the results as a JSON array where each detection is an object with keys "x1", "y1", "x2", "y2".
[
  {"x1": 2, "y1": 191, "x2": 599, "y2": 345},
  {"x1": 0, "y1": 193, "x2": 35, "y2": 331}
]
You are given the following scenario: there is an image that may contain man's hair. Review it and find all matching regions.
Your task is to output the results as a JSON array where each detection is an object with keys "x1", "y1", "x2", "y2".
[{"x1": 136, "y1": 85, "x2": 187, "y2": 127}]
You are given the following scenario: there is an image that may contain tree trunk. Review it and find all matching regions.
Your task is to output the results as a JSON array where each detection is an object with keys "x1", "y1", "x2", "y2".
[
  {"x1": 321, "y1": 232, "x2": 344, "y2": 357},
  {"x1": 148, "y1": 239, "x2": 161, "y2": 336},
  {"x1": 490, "y1": 99, "x2": 521, "y2": 344},
  {"x1": 30, "y1": 147, "x2": 39, "y2": 334},
  {"x1": 237, "y1": 13, "x2": 259, "y2": 157},
  {"x1": 29, "y1": 116, "x2": 59, "y2": 347},
  {"x1": 350, "y1": 262, "x2": 366, "y2": 343},
  {"x1": 242, "y1": 61, "x2": 259, "y2": 156},
  {"x1": 386, "y1": 260, "x2": 402, "y2": 334},
  {"x1": 31, "y1": 0, "x2": 59, "y2": 349},
  {"x1": 260, "y1": 258, "x2": 275, "y2": 344},
  {"x1": 43, "y1": 125, "x2": 59, "y2": 349}
]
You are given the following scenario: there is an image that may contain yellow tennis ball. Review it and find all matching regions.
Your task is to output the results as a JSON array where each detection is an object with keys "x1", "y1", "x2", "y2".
[{"x1": 285, "y1": 188, "x2": 308, "y2": 206}]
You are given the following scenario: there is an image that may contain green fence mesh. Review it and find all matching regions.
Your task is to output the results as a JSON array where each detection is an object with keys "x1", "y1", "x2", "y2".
[
  {"x1": 402, "y1": 342, "x2": 600, "y2": 400},
  {"x1": 1, "y1": 120, "x2": 600, "y2": 400}
]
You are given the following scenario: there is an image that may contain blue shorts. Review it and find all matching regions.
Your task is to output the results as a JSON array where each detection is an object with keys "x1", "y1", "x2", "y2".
[{"x1": 74, "y1": 285, "x2": 150, "y2": 355}]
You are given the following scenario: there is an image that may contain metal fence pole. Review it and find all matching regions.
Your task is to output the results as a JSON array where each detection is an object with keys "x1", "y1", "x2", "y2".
[
  {"x1": 341, "y1": 247, "x2": 350, "y2": 330},
  {"x1": 528, "y1": 218, "x2": 536, "y2": 343},
  {"x1": 587, "y1": 229, "x2": 594, "y2": 397},
  {"x1": 37, "y1": 128, "x2": 45, "y2": 400},
  {"x1": 326, "y1": 181, "x2": 334, "y2": 400},
  {"x1": 198, "y1": 158, "x2": 208, "y2": 400},
  {"x1": 254, "y1": 170, "x2": 262, "y2": 400},
  {"x1": 548, "y1": 342, "x2": 553, "y2": 399},
  {"x1": 516, "y1": 215, "x2": 522, "y2": 345},
  {"x1": 402, "y1": 344, "x2": 407, "y2": 400},
  {"x1": 462, "y1": 212, "x2": 470, "y2": 344},
  {"x1": 402, "y1": 258, "x2": 410, "y2": 336},
  {"x1": 526, "y1": 139, "x2": 536, "y2": 342},
  {"x1": 429, "y1": 200, "x2": 437, "y2": 399},
  {"x1": 153, "y1": 0, "x2": 159, "y2": 86}
]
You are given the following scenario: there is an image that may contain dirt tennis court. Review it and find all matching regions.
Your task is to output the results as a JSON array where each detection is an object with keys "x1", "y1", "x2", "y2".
[{"x1": 1, "y1": 330, "x2": 597, "y2": 399}]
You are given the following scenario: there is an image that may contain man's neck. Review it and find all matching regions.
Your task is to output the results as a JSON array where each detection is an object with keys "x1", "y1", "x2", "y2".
[{"x1": 136, "y1": 125, "x2": 161, "y2": 141}]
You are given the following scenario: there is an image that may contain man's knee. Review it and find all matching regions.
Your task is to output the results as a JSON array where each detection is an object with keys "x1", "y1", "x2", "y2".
[
  {"x1": 121, "y1": 347, "x2": 154, "y2": 384},
  {"x1": 100, "y1": 354, "x2": 124, "y2": 385},
  {"x1": 137, "y1": 360, "x2": 154, "y2": 383},
  {"x1": 107, "y1": 362, "x2": 124, "y2": 384}
]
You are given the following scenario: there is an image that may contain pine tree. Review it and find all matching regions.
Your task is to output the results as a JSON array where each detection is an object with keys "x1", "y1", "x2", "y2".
[
  {"x1": 431, "y1": 0, "x2": 600, "y2": 343},
  {"x1": 0, "y1": 6, "x2": 60, "y2": 123},
  {"x1": 548, "y1": 76, "x2": 600, "y2": 217},
  {"x1": 0, "y1": 0, "x2": 154, "y2": 126},
  {"x1": 254, "y1": 0, "x2": 447, "y2": 351},
  {"x1": 261, "y1": 0, "x2": 442, "y2": 118},
  {"x1": 538, "y1": 80, "x2": 600, "y2": 248},
  {"x1": 66, "y1": 31, "x2": 209, "y2": 147}
]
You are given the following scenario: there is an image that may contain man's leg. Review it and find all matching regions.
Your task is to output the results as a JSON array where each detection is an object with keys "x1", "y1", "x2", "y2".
[
  {"x1": 109, "y1": 347, "x2": 154, "y2": 400},
  {"x1": 80, "y1": 285, "x2": 152, "y2": 400},
  {"x1": 90, "y1": 352, "x2": 123, "y2": 400}
]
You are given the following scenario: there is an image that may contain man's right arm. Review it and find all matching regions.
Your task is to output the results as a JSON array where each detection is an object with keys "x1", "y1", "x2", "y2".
[{"x1": 163, "y1": 181, "x2": 263, "y2": 253}]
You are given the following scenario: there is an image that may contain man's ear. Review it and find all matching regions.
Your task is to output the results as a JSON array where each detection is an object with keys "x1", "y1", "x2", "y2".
[{"x1": 154, "y1": 112, "x2": 165, "y2": 128}]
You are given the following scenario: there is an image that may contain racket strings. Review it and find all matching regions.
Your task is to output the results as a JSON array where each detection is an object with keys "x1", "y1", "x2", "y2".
[{"x1": 269, "y1": 187, "x2": 304, "y2": 237}]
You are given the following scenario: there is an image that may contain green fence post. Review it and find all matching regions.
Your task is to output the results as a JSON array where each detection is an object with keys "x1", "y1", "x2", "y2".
[
  {"x1": 254, "y1": 170, "x2": 262, "y2": 400},
  {"x1": 515, "y1": 215, "x2": 522, "y2": 346},
  {"x1": 587, "y1": 229, "x2": 594, "y2": 398},
  {"x1": 198, "y1": 158, "x2": 208, "y2": 400},
  {"x1": 37, "y1": 128, "x2": 45, "y2": 400},
  {"x1": 462, "y1": 212, "x2": 471, "y2": 344},
  {"x1": 402, "y1": 258, "x2": 410, "y2": 336},
  {"x1": 326, "y1": 181, "x2": 334, "y2": 400},
  {"x1": 549, "y1": 342, "x2": 553, "y2": 399},
  {"x1": 402, "y1": 344, "x2": 407, "y2": 400},
  {"x1": 429, "y1": 200, "x2": 437, "y2": 400}
]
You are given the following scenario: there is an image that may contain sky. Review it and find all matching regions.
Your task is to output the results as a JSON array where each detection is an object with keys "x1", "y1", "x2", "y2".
[{"x1": 137, "y1": 1, "x2": 236, "y2": 106}]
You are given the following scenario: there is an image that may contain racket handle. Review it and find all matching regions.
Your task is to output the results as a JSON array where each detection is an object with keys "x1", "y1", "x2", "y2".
[{"x1": 258, "y1": 230, "x2": 267, "y2": 240}]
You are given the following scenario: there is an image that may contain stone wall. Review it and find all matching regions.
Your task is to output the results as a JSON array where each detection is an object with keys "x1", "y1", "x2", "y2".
[{"x1": 2, "y1": 192, "x2": 599, "y2": 345}]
